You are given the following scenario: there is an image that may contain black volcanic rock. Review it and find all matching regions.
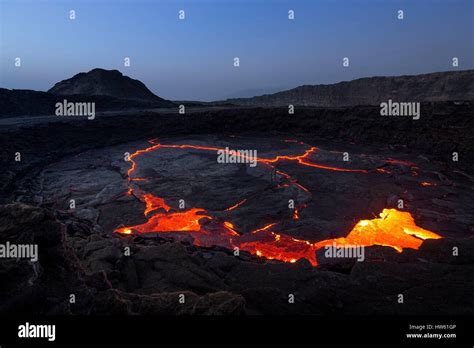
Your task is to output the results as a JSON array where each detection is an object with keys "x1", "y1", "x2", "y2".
[
  {"x1": 0, "y1": 89, "x2": 174, "y2": 116},
  {"x1": 0, "y1": 89, "x2": 55, "y2": 116},
  {"x1": 48, "y1": 68, "x2": 173, "y2": 104},
  {"x1": 0, "y1": 203, "x2": 247, "y2": 315},
  {"x1": 225, "y1": 70, "x2": 474, "y2": 106},
  {"x1": 0, "y1": 69, "x2": 175, "y2": 117}
]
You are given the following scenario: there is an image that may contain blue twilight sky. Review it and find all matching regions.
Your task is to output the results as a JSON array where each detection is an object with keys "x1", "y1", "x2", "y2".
[{"x1": 0, "y1": 0, "x2": 473, "y2": 101}]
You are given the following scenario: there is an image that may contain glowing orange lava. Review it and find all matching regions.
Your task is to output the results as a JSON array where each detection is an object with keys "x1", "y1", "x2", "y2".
[
  {"x1": 385, "y1": 158, "x2": 417, "y2": 167},
  {"x1": 420, "y1": 181, "x2": 436, "y2": 187},
  {"x1": 260, "y1": 147, "x2": 368, "y2": 173},
  {"x1": 376, "y1": 168, "x2": 392, "y2": 174},
  {"x1": 313, "y1": 209, "x2": 441, "y2": 253},
  {"x1": 143, "y1": 194, "x2": 170, "y2": 215},
  {"x1": 115, "y1": 139, "x2": 442, "y2": 266},
  {"x1": 116, "y1": 207, "x2": 210, "y2": 234},
  {"x1": 293, "y1": 208, "x2": 299, "y2": 220},
  {"x1": 225, "y1": 199, "x2": 247, "y2": 211}
]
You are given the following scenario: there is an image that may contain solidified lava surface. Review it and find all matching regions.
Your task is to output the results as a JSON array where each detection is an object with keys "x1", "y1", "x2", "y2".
[
  {"x1": 5, "y1": 130, "x2": 474, "y2": 315},
  {"x1": 33, "y1": 134, "x2": 474, "y2": 267},
  {"x1": 114, "y1": 138, "x2": 441, "y2": 266}
]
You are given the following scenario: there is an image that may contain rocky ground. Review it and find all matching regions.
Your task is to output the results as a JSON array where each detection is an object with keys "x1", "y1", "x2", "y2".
[{"x1": 1, "y1": 103, "x2": 473, "y2": 315}]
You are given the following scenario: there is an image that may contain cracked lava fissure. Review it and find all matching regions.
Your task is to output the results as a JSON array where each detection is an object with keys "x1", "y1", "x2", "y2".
[{"x1": 115, "y1": 139, "x2": 441, "y2": 266}]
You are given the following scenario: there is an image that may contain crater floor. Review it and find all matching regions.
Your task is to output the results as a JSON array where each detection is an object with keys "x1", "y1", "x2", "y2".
[{"x1": 7, "y1": 134, "x2": 474, "y2": 315}]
